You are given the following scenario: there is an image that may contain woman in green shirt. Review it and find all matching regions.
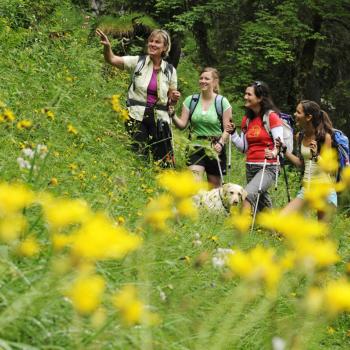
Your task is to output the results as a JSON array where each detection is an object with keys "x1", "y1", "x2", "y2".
[{"x1": 170, "y1": 67, "x2": 232, "y2": 188}]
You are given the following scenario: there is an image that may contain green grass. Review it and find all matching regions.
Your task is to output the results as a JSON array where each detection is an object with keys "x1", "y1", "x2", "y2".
[{"x1": 0, "y1": 2, "x2": 350, "y2": 349}]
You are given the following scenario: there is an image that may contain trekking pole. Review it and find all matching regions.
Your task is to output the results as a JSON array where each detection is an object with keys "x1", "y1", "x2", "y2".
[
  {"x1": 280, "y1": 155, "x2": 291, "y2": 202},
  {"x1": 216, "y1": 156, "x2": 225, "y2": 185},
  {"x1": 228, "y1": 137, "x2": 232, "y2": 182},
  {"x1": 275, "y1": 154, "x2": 280, "y2": 190},
  {"x1": 251, "y1": 153, "x2": 268, "y2": 233}
]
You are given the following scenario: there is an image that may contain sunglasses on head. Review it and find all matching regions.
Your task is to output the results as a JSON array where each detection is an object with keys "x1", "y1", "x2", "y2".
[{"x1": 253, "y1": 81, "x2": 263, "y2": 87}]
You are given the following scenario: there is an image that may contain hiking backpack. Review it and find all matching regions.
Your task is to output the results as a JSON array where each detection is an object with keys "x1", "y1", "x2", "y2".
[
  {"x1": 188, "y1": 93, "x2": 225, "y2": 130},
  {"x1": 297, "y1": 129, "x2": 350, "y2": 182},
  {"x1": 246, "y1": 111, "x2": 294, "y2": 152}
]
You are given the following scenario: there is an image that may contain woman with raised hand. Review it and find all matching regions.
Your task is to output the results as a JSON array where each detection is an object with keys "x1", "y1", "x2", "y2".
[
  {"x1": 169, "y1": 67, "x2": 232, "y2": 188},
  {"x1": 276, "y1": 100, "x2": 336, "y2": 220},
  {"x1": 226, "y1": 81, "x2": 283, "y2": 213},
  {"x1": 96, "y1": 28, "x2": 180, "y2": 167}
]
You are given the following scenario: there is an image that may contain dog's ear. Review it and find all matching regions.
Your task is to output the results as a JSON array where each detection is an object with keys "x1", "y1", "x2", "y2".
[{"x1": 240, "y1": 187, "x2": 248, "y2": 201}]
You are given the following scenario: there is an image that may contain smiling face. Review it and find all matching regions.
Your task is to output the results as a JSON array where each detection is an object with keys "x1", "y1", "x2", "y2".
[
  {"x1": 199, "y1": 71, "x2": 216, "y2": 92},
  {"x1": 244, "y1": 86, "x2": 262, "y2": 110},
  {"x1": 147, "y1": 33, "x2": 167, "y2": 58},
  {"x1": 294, "y1": 103, "x2": 309, "y2": 128}
]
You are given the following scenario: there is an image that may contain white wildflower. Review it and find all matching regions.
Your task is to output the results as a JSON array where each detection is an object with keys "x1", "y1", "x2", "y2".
[
  {"x1": 212, "y1": 248, "x2": 235, "y2": 268},
  {"x1": 17, "y1": 157, "x2": 31, "y2": 169},
  {"x1": 272, "y1": 337, "x2": 286, "y2": 350},
  {"x1": 22, "y1": 148, "x2": 35, "y2": 159}
]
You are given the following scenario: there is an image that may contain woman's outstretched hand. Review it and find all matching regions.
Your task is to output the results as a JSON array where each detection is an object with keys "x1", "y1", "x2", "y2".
[{"x1": 96, "y1": 28, "x2": 111, "y2": 47}]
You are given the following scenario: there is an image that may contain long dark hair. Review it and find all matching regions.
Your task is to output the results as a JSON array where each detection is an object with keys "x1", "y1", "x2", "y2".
[
  {"x1": 300, "y1": 100, "x2": 333, "y2": 145},
  {"x1": 246, "y1": 81, "x2": 279, "y2": 120}
]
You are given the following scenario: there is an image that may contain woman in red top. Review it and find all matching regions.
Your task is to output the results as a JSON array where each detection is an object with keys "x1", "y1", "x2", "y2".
[{"x1": 228, "y1": 81, "x2": 283, "y2": 213}]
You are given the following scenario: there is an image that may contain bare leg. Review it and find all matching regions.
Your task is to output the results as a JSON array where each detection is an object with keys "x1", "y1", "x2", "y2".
[
  {"x1": 207, "y1": 174, "x2": 221, "y2": 188},
  {"x1": 243, "y1": 199, "x2": 251, "y2": 212},
  {"x1": 188, "y1": 165, "x2": 205, "y2": 182},
  {"x1": 280, "y1": 198, "x2": 304, "y2": 215}
]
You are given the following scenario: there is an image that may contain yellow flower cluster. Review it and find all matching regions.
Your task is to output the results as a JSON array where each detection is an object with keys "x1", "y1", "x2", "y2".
[
  {"x1": 17, "y1": 119, "x2": 33, "y2": 130},
  {"x1": 226, "y1": 245, "x2": 282, "y2": 292},
  {"x1": 257, "y1": 210, "x2": 339, "y2": 269},
  {"x1": 111, "y1": 94, "x2": 129, "y2": 122},
  {"x1": 112, "y1": 285, "x2": 159, "y2": 326},
  {"x1": 144, "y1": 170, "x2": 208, "y2": 232},
  {"x1": 0, "y1": 183, "x2": 34, "y2": 242},
  {"x1": 226, "y1": 207, "x2": 252, "y2": 234},
  {"x1": 307, "y1": 279, "x2": 350, "y2": 315},
  {"x1": 0, "y1": 182, "x2": 142, "y2": 319}
]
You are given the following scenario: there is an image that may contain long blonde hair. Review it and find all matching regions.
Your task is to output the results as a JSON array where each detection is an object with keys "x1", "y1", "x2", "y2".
[{"x1": 200, "y1": 67, "x2": 220, "y2": 93}]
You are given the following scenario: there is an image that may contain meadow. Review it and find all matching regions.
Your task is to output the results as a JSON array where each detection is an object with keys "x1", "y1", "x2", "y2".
[{"x1": 1, "y1": 2, "x2": 350, "y2": 349}]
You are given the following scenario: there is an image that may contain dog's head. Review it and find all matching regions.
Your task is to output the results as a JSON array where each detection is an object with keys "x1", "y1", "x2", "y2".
[{"x1": 221, "y1": 183, "x2": 247, "y2": 207}]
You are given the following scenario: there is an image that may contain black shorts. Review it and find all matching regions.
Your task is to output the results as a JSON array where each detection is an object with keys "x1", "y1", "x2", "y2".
[{"x1": 187, "y1": 146, "x2": 226, "y2": 176}]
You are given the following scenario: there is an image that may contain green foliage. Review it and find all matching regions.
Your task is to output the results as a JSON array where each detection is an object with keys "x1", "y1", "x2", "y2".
[{"x1": 0, "y1": 0, "x2": 63, "y2": 28}]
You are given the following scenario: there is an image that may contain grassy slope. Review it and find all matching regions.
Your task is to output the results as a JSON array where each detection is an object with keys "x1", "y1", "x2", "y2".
[{"x1": 0, "y1": 2, "x2": 350, "y2": 349}]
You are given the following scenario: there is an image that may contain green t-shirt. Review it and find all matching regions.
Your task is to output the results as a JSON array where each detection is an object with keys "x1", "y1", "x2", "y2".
[{"x1": 183, "y1": 94, "x2": 231, "y2": 137}]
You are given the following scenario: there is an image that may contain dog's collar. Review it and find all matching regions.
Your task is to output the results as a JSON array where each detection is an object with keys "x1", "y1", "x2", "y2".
[{"x1": 218, "y1": 187, "x2": 230, "y2": 214}]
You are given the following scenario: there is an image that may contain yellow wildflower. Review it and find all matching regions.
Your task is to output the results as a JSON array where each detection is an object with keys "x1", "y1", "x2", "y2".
[
  {"x1": 68, "y1": 124, "x2": 78, "y2": 135},
  {"x1": 303, "y1": 180, "x2": 333, "y2": 211},
  {"x1": 51, "y1": 233, "x2": 74, "y2": 250},
  {"x1": 50, "y1": 177, "x2": 58, "y2": 186},
  {"x1": 112, "y1": 285, "x2": 159, "y2": 326},
  {"x1": 113, "y1": 285, "x2": 144, "y2": 325},
  {"x1": 67, "y1": 274, "x2": 105, "y2": 315},
  {"x1": 157, "y1": 170, "x2": 208, "y2": 198},
  {"x1": 327, "y1": 327, "x2": 336, "y2": 335},
  {"x1": 71, "y1": 213, "x2": 142, "y2": 261},
  {"x1": 16, "y1": 120, "x2": 32, "y2": 130},
  {"x1": 341, "y1": 166, "x2": 350, "y2": 186},
  {"x1": 293, "y1": 239, "x2": 340, "y2": 268},
  {"x1": 324, "y1": 279, "x2": 350, "y2": 315},
  {"x1": 46, "y1": 110, "x2": 55, "y2": 121},
  {"x1": 0, "y1": 214, "x2": 27, "y2": 242},
  {"x1": 42, "y1": 198, "x2": 90, "y2": 230},
  {"x1": 17, "y1": 236, "x2": 40, "y2": 257},
  {"x1": 0, "y1": 115, "x2": 4, "y2": 123},
  {"x1": 0, "y1": 182, "x2": 34, "y2": 215},
  {"x1": 257, "y1": 210, "x2": 328, "y2": 241},
  {"x1": 226, "y1": 207, "x2": 251, "y2": 234},
  {"x1": 226, "y1": 246, "x2": 282, "y2": 291},
  {"x1": 3, "y1": 108, "x2": 15, "y2": 121},
  {"x1": 318, "y1": 147, "x2": 339, "y2": 173},
  {"x1": 120, "y1": 109, "x2": 129, "y2": 122},
  {"x1": 176, "y1": 197, "x2": 198, "y2": 218},
  {"x1": 144, "y1": 194, "x2": 174, "y2": 231}
]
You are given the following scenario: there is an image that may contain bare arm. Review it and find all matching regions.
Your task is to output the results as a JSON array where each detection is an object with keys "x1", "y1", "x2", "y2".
[
  {"x1": 276, "y1": 135, "x2": 303, "y2": 167},
  {"x1": 169, "y1": 104, "x2": 190, "y2": 130},
  {"x1": 96, "y1": 29, "x2": 124, "y2": 68}
]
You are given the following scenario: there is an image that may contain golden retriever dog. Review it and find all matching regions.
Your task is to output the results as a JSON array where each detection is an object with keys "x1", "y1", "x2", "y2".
[{"x1": 193, "y1": 183, "x2": 247, "y2": 214}]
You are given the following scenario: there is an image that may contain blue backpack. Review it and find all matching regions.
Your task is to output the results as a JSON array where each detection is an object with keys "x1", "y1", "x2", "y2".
[
  {"x1": 298, "y1": 128, "x2": 350, "y2": 181},
  {"x1": 332, "y1": 129, "x2": 350, "y2": 181}
]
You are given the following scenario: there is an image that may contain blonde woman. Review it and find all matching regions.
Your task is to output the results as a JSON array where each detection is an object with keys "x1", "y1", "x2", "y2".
[
  {"x1": 170, "y1": 68, "x2": 232, "y2": 188},
  {"x1": 96, "y1": 28, "x2": 180, "y2": 166}
]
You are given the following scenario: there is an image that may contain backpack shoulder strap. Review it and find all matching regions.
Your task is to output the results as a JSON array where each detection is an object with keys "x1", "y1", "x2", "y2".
[
  {"x1": 297, "y1": 131, "x2": 304, "y2": 158},
  {"x1": 262, "y1": 110, "x2": 273, "y2": 134},
  {"x1": 130, "y1": 55, "x2": 147, "y2": 91},
  {"x1": 214, "y1": 95, "x2": 224, "y2": 130},
  {"x1": 189, "y1": 94, "x2": 200, "y2": 121},
  {"x1": 164, "y1": 61, "x2": 174, "y2": 80}
]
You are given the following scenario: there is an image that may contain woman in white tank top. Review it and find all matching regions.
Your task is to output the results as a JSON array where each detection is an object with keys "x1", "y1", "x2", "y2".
[{"x1": 276, "y1": 100, "x2": 336, "y2": 221}]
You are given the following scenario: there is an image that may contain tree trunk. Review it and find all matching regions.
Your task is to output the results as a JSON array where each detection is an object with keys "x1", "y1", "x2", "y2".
[
  {"x1": 192, "y1": 21, "x2": 218, "y2": 66},
  {"x1": 295, "y1": 13, "x2": 323, "y2": 101}
]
